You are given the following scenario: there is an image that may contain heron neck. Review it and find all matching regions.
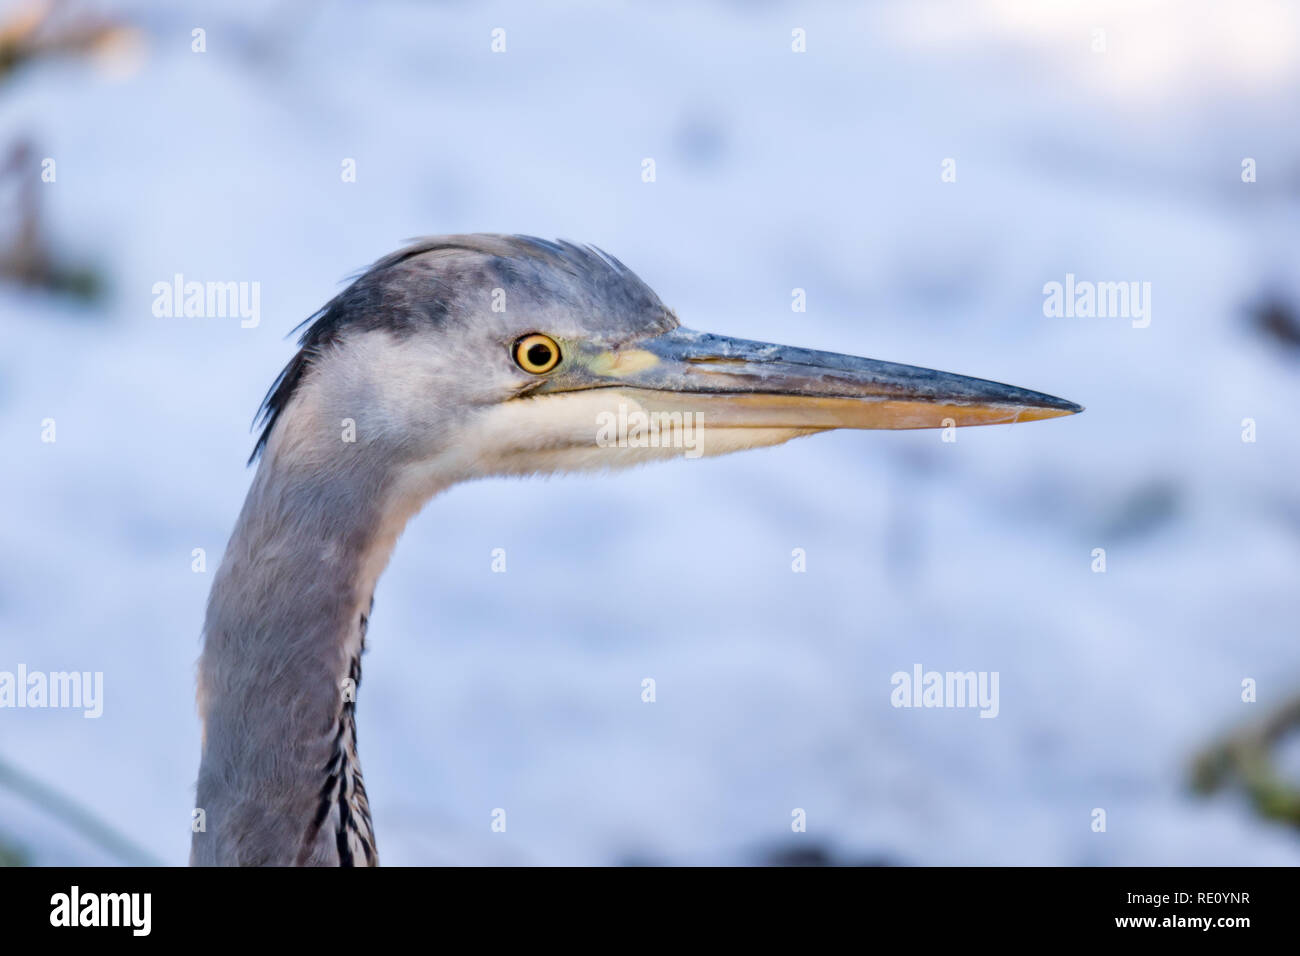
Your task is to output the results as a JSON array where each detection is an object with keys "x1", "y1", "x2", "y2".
[{"x1": 192, "y1": 446, "x2": 448, "y2": 866}]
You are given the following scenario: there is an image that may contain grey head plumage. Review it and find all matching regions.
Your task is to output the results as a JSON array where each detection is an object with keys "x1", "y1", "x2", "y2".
[{"x1": 249, "y1": 235, "x2": 673, "y2": 463}]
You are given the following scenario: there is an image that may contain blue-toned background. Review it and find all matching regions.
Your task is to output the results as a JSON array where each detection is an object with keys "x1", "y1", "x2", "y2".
[{"x1": 1, "y1": 0, "x2": 1298, "y2": 865}]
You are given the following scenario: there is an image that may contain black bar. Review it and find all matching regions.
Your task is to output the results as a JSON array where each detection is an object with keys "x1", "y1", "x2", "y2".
[{"x1": 0, "y1": 866, "x2": 1281, "y2": 941}]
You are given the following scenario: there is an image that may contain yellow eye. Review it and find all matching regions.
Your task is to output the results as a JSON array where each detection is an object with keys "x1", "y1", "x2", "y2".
[{"x1": 513, "y1": 333, "x2": 561, "y2": 374}]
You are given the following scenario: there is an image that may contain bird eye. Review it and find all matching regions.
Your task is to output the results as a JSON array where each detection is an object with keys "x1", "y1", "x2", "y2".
[{"x1": 513, "y1": 333, "x2": 561, "y2": 374}]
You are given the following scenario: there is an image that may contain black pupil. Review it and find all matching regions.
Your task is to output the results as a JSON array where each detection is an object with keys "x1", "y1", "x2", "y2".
[{"x1": 526, "y1": 342, "x2": 553, "y2": 367}]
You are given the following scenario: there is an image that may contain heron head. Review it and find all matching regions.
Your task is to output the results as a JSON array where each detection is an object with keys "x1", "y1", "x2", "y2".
[{"x1": 254, "y1": 235, "x2": 1081, "y2": 483}]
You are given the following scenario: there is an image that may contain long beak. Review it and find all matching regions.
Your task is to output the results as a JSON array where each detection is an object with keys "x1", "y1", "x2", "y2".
[{"x1": 543, "y1": 327, "x2": 1082, "y2": 430}]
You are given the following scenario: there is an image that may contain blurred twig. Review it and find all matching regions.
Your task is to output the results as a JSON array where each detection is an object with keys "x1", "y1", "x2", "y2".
[
  {"x1": 0, "y1": 753, "x2": 163, "y2": 866},
  {"x1": 0, "y1": 137, "x2": 103, "y2": 300},
  {"x1": 0, "y1": 0, "x2": 136, "y2": 83},
  {"x1": 0, "y1": 836, "x2": 29, "y2": 867},
  {"x1": 0, "y1": 2, "x2": 122, "y2": 301},
  {"x1": 1192, "y1": 695, "x2": 1300, "y2": 828},
  {"x1": 1248, "y1": 294, "x2": 1300, "y2": 354}
]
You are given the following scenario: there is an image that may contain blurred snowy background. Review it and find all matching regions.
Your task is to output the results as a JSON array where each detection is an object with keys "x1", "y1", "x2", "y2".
[{"x1": 1, "y1": 0, "x2": 1298, "y2": 865}]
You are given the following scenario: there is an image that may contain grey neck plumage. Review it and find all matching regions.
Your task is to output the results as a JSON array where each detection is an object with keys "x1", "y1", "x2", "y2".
[{"x1": 191, "y1": 447, "x2": 405, "y2": 866}]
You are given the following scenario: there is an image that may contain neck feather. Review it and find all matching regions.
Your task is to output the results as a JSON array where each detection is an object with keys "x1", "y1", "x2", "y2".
[{"x1": 191, "y1": 437, "x2": 447, "y2": 866}]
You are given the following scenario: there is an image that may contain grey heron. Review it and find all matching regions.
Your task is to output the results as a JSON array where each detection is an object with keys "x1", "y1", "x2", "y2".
[{"x1": 191, "y1": 234, "x2": 1081, "y2": 866}]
